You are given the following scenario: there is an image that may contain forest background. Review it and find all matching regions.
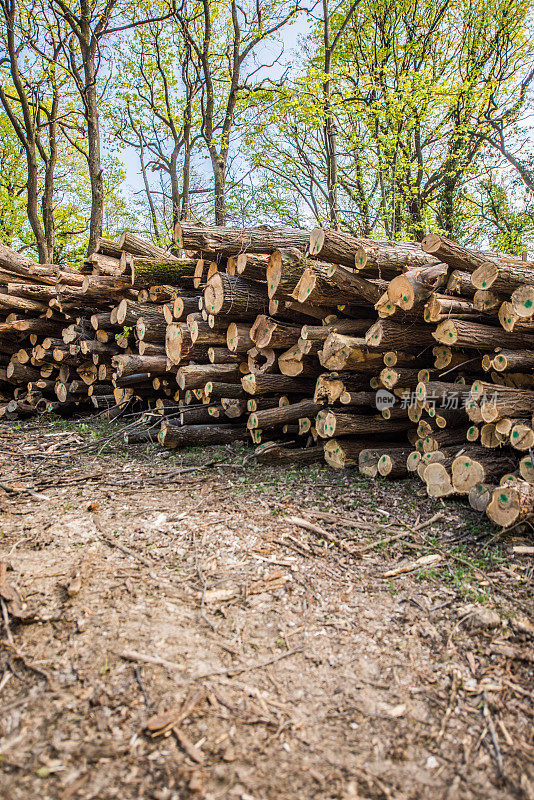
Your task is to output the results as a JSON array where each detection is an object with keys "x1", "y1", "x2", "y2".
[{"x1": 1, "y1": 0, "x2": 533, "y2": 264}]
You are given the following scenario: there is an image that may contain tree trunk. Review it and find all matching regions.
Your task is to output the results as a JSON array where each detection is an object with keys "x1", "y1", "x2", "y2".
[
  {"x1": 83, "y1": 43, "x2": 104, "y2": 257},
  {"x1": 212, "y1": 154, "x2": 227, "y2": 226}
]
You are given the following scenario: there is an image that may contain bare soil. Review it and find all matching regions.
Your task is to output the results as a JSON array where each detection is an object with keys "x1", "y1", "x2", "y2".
[{"x1": 0, "y1": 417, "x2": 533, "y2": 800}]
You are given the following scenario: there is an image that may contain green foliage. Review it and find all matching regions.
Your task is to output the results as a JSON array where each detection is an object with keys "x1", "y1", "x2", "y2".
[
  {"x1": 0, "y1": 113, "x2": 27, "y2": 247},
  {"x1": 116, "y1": 326, "x2": 133, "y2": 341},
  {"x1": 242, "y1": 0, "x2": 534, "y2": 242}
]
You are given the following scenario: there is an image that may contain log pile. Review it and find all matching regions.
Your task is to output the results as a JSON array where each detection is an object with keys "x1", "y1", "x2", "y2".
[{"x1": 0, "y1": 224, "x2": 533, "y2": 530}]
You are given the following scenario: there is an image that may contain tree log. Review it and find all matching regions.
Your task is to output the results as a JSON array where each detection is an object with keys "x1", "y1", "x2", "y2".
[
  {"x1": 241, "y1": 373, "x2": 316, "y2": 396},
  {"x1": 254, "y1": 442, "x2": 324, "y2": 465},
  {"x1": 387, "y1": 262, "x2": 449, "y2": 311},
  {"x1": 176, "y1": 222, "x2": 311, "y2": 258},
  {"x1": 208, "y1": 347, "x2": 242, "y2": 364},
  {"x1": 471, "y1": 261, "x2": 534, "y2": 293},
  {"x1": 96, "y1": 237, "x2": 122, "y2": 259},
  {"x1": 249, "y1": 315, "x2": 301, "y2": 348},
  {"x1": 488, "y1": 349, "x2": 534, "y2": 373},
  {"x1": 131, "y1": 258, "x2": 196, "y2": 288},
  {"x1": 247, "y1": 399, "x2": 321, "y2": 430},
  {"x1": 188, "y1": 317, "x2": 228, "y2": 345},
  {"x1": 421, "y1": 234, "x2": 506, "y2": 273},
  {"x1": 159, "y1": 422, "x2": 249, "y2": 448},
  {"x1": 468, "y1": 482, "x2": 495, "y2": 512},
  {"x1": 509, "y1": 421, "x2": 534, "y2": 451},
  {"x1": 227, "y1": 323, "x2": 254, "y2": 353},
  {"x1": 510, "y1": 284, "x2": 534, "y2": 318},
  {"x1": 486, "y1": 479, "x2": 534, "y2": 527},
  {"x1": 366, "y1": 320, "x2": 436, "y2": 351},
  {"x1": 204, "y1": 381, "x2": 246, "y2": 399},
  {"x1": 423, "y1": 295, "x2": 477, "y2": 322},
  {"x1": 319, "y1": 334, "x2": 383, "y2": 371},
  {"x1": 451, "y1": 448, "x2": 517, "y2": 493},
  {"x1": 446, "y1": 269, "x2": 476, "y2": 298},
  {"x1": 479, "y1": 386, "x2": 534, "y2": 423},
  {"x1": 204, "y1": 273, "x2": 268, "y2": 318},
  {"x1": 165, "y1": 323, "x2": 192, "y2": 365},
  {"x1": 173, "y1": 295, "x2": 201, "y2": 319},
  {"x1": 377, "y1": 448, "x2": 411, "y2": 478},
  {"x1": 119, "y1": 232, "x2": 178, "y2": 261},
  {"x1": 324, "y1": 437, "x2": 395, "y2": 468},
  {"x1": 433, "y1": 318, "x2": 534, "y2": 350},
  {"x1": 177, "y1": 363, "x2": 240, "y2": 390},
  {"x1": 316, "y1": 409, "x2": 410, "y2": 439},
  {"x1": 247, "y1": 347, "x2": 277, "y2": 375}
]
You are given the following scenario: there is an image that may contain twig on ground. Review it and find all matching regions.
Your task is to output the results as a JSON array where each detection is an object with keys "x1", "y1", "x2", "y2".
[
  {"x1": 119, "y1": 647, "x2": 303, "y2": 683},
  {"x1": 196, "y1": 647, "x2": 303, "y2": 680},
  {"x1": 0, "y1": 639, "x2": 52, "y2": 682},
  {"x1": 92, "y1": 514, "x2": 156, "y2": 569},
  {"x1": 0, "y1": 597, "x2": 13, "y2": 644},
  {"x1": 119, "y1": 650, "x2": 186, "y2": 672},
  {"x1": 134, "y1": 666, "x2": 152, "y2": 711},
  {"x1": 437, "y1": 669, "x2": 459, "y2": 744},
  {"x1": 483, "y1": 690, "x2": 504, "y2": 776}
]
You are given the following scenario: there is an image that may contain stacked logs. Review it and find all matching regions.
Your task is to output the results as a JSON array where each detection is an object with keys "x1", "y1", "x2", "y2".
[
  {"x1": 0, "y1": 224, "x2": 533, "y2": 530},
  {"x1": 0, "y1": 234, "x2": 197, "y2": 420}
]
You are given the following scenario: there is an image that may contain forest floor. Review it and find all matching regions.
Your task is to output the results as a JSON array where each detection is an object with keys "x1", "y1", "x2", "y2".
[{"x1": 0, "y1": 416, "x2": 533, "y2": 800}]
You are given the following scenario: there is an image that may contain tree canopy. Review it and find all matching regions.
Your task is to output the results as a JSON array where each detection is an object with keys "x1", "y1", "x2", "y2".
[{"x1": 0, "y1": 0, "x2": 533, "y2": 262}]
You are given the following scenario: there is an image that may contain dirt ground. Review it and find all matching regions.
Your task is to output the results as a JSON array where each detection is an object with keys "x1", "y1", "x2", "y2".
[{"x1": 0, "y1": 416, "x2": 533, "y2": 800}]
